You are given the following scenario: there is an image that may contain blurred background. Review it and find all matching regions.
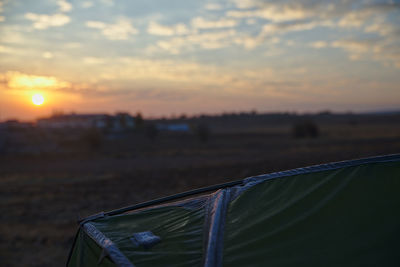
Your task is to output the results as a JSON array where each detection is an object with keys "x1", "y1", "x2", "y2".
[{"x1": 0, "y1": 0, "x2": 400, "y2": 266}]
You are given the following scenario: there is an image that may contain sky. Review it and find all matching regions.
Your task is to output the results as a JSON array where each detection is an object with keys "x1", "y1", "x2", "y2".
[{"x1": 0, "y1": 0, "x2": 399, "y2": 120}]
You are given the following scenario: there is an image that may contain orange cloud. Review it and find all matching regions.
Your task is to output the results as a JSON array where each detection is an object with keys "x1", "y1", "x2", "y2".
[{"x1": 1, "y1": 71, "x2": 70, "y2": 90}]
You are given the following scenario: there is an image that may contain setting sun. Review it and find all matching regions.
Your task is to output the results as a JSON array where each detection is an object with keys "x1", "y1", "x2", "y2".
[{"x1": 32, "y1": 94, "x2": 44, "y2": 105}]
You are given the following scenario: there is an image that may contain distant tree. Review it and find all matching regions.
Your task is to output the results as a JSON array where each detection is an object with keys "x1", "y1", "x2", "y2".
[
  {"x1": 318, "y1": 110, "x2": 332, "y2": 116},
  {"x1": 292, "y1": 121, "x2": 319, "y2": 138},
  {"x1": 116, "y1": 113, "x2": 129, "y2": 128},
  {"x1": 250, "y1": 109, "x2": 258, "y2": 116},
  {"x1": 135, "y1": 112, "x2": 144, "y2": 127},
  {"x1": 52, "y1": 109, "x2": 64, "y2": 117}
]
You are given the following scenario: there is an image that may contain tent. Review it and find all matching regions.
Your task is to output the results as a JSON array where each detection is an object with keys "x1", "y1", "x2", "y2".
[{"x1": 67, "y1": 154, "x2": 400, "y2": 266}]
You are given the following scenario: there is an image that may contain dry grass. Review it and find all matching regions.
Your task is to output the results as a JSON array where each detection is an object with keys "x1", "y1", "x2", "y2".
[{"x1": 1, "y1": 114, "x2": 400, "y2": 266}]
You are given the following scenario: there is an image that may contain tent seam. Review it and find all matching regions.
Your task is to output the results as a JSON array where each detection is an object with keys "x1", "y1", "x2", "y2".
[{"x1": 204, "y1": 189, "x2": 231, "y2": 267}]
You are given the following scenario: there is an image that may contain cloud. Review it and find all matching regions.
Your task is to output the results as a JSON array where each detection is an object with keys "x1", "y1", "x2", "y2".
[
  {"x1": 100, "y1": 0, "x2": 114, "y2": 6},
  {"x1": 261, "y1": 20, "x2": 333, "y2": 36},
  {"x1": 24, "y1": 13, "x2": 70, "y2": 29},
  {"x1": 364, "y1": 16, "x2": 399, "y2": 37},
  {"x1": 230, "y1": 0, "x2": 258, "y2": 9},
  {"x1": 191, "y1": 17, "x2": 238, "y2": 29},
  {"x1": 0, "y1": 2, "x2": 4, "y2": 22},
  {"x1": 377, "y1": 44, "x2": 400, "y2": 68},
  {"x1": 0, "y1": 71, "x2": 70, "y2": 90},
  {"x1": 82, "y1": 1, "x2": 94, "y2": 8},
  {"x1": 332, "y1": 40, "x2": 373, "y2": 54},
  {"x1": 86, "y1": 18, "x2": 138, "y2": 40},
  {"x1": 83, "y1": 57, "x2": 105, "y2": 64},
  {"x1": 0, "y1": 71, "x2": 102, "y2": 96},
  {"x1": 58, "y1": 0, "x2": 72, "y2": 12},
  {"x1": 147, "y1": 21, "x2": 189, "y2": 36},
  {"x1": 64, "y1": 42, "x2": 81, "y2": 49},
  {"x1": 205, "y1": 3, "x2": 223, "y2": 10},
  {"x1": 331, "y1": 38, "x2": 400, "y2": 68},
  {"x1": 310, "y1": 41, "x2": 328, "y2": 49},
  {"x1": 0, "y1": 45, "x2": 19, "y2": 54},
  {"x1": 82, "y1": 57, "x2": 286, "y2": 95},
  {"x1": 286, "y1": 40, "x2": 295, "y2": 46},
  {"x1": 227, "y1": 4, "x2": 309, "y2": 22},
  {"x1": 86, "y1": 21, "x2": 104, "y2": 29},
  {"x1": 22, "y1": 0, "x2": 73, "y2": 30},
  {"x1": 0, "y1": 1, "x2": 4, "y2": 20},
  {"x1": 42, "y1": 52, "x2": 53, "y2": 59},
  {"x1": 226, "y1": 10, "x2": 256, "y2": 19},
  {"x1": 233, "y1": 35, "x2": 264, "y2": 49},
  {"x1": 325, "y1": 2, "x2": 400, "y2": 67},
  {"x1": 0, "y1": 26, "x2": 27, "y2": 44},
  {"x1": 227, "y1": 0, "x2": 399, "y2": 34},
  {"x1": 256, "y1": 5, "x2": 309, "y2": 22},
  {"x1": 337, "y1": 7, "x2": 379, "y2": 28},
  {"x1": 152, "y1": 30, "x2": 237, "y2": 54}
]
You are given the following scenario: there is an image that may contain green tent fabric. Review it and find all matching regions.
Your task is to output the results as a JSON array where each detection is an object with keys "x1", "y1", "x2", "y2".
[{"x1": 67, "y1": 154, "x2": 400, "y2": 267}]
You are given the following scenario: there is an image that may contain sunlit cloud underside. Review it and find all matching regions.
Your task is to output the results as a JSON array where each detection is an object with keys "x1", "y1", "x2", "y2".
[{"x1": 0, "y1": 0, "x2": 399, "y2": 119}]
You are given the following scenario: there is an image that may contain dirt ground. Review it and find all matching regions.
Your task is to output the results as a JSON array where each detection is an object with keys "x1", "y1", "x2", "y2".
[{"x1": 1, "y1": 113, "x2": 400, "y2": 266}]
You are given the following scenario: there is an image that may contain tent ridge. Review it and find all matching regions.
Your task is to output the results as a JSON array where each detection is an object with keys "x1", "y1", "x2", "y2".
[{"x1": 243, "y1": 153, "x2": 400, "y2": 186}]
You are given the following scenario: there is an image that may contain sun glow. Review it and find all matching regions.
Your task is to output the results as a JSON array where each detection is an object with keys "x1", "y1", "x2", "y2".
[{"x1": 32, "y1": 94, "x2": 45, "y2": 105}]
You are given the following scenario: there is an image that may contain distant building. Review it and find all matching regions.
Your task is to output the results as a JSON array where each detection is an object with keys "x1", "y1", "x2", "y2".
[
  {"x1": 0, "y1": 120, "x2": 33, "y2": 130},
  {"x1": 36, "y1": 113, "x2": 135, "y2": 131},
  {"x1": 37, "y1": 114, "x2": 109, "y2": 129},
  {"x1": 111, "y1": 113, "x2": 135, "y2": 132},
  {"x1": 156, "y1": 123, "x2": 190, "y2": 132}
]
